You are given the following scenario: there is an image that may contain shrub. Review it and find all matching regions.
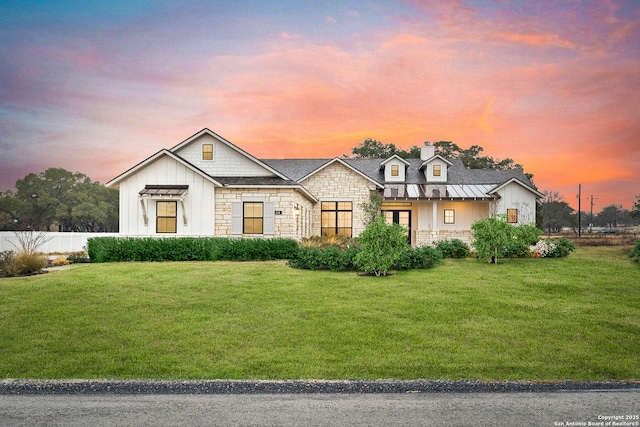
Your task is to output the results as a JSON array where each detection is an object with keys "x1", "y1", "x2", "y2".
[
  {"x1": 547, "y1": 238, "x2": 575, "y2": 258},
  {"x1": 529, "y1": 238, "x2": 575, "y2": 258},
  {"x1": 287, "y1": 246, "x2": 359, "y2": 271},
  {"x1": 14, "y1": 251, "x2": 48, "y2": 275},
  {"x1": 628, "y1": 240, "x2": 640, "y2": 262},
  {"x1": 298, "y1": 235, "x2": 358, "y2": 250},
  {"x1": 354, "y1": 217, "x2": 408, "y2": 276},
  {"x1": 0, "y1": 250, "x2": 18, "y2": 277},
  {"x1": 67, "y1": 251, "x2": 91, "y2": 263},
  {"x1": 51, "y1": 257, "x2": 70, "y2": 267},
  {"x1": 394, "y1": 246, "x2": 443, "y2": 270},
  {"x1": 434, "y1": 239, "x2": 469, "y2": 258},
  {"x1": 87, "y1": 237, "x2": 298, "y2": 263},
  {"x1": 504, "y1": 241, "x2": 531, "y2": 258}
]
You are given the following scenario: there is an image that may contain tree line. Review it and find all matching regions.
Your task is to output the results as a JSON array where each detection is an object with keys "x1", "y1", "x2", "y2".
[
  {"x1": 0, "y1": 168, "x2": 118, "y2": 232},
  {"x1": 540, "y1": 191, "x2": 640, "y2": 233}
]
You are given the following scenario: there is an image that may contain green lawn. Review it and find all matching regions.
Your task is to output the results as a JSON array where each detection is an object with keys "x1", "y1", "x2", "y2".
[{"x1": 1, "y1": 246, "x2": 638, "y2": 380}]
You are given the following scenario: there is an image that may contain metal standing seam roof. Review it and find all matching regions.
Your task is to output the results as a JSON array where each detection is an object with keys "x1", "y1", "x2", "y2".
[
  {"x1": 446, "y1": 184, "x2": 495, "y2": 199},
  {"x1": 139, "y1": 185, "x2": 189, "y2": 196},
  {"x1": 385, "y1": 184, "x2": 496, "y2": 200}
]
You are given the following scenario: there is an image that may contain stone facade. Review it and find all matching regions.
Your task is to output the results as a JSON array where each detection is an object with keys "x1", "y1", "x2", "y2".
[
  {"x1": 214, "y1": 188, "x2": 312, "y2": 240},
  {"x1": 301, "y1": 161, "x2": 379, "y2": 238}
]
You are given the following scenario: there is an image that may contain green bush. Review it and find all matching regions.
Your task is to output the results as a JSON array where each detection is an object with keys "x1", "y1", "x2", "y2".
[
  {"x1": 504, "y1": 241, "x2": 531, "y2": 258},
  {"x1": 394, "y1": 246, "x2": 443, "y2": 270},
  {"x1": 87, "y1": 237, "x2": 298, "y2": 263},
  {"x1": 434, "y1": 239, "x2": 469, "y2": 258},
  {"x1": 354, "y1": 217, "x2": 409, "y2": 276},
  {"x1": 287, "y1": 246, "x2": 359, "y2": 271},
  {"x1": 546, "y1": 238, "x2": 576, "y2": 258},
  {"x1": 628, "y1": 240, "x2": 640, "y2": 262},
  {"x1": 288, "y1": 245, "x2": 443, "y2": 272},
  {"x1": 298, "y1": 235, "x2": 358, "y2": 250}
]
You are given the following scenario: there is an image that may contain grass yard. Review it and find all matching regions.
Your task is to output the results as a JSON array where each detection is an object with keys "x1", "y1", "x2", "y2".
[{"x1": 0, "y1": 246, "x2": 638, "y2": 381}]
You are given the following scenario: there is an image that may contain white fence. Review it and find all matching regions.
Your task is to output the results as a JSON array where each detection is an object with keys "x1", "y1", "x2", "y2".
[{"x1": 0, "y1": 232, "x2": 120, "y2": 254}]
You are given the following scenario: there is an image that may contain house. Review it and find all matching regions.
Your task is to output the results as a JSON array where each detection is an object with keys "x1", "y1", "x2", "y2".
[{"x1": 106, "y1": 128, "x2": 543, "y2": 246}]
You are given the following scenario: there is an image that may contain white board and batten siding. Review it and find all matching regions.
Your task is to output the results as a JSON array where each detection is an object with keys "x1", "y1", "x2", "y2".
[
  {"x1": 117, "y1": 155, "x2": 216, "y2": 235},
  {"x1": 174, "y1": 133, "x2": 273, "y2": 177},
  {"x1": 495, "y1": 182, "x2": 538, "y2": 224}
]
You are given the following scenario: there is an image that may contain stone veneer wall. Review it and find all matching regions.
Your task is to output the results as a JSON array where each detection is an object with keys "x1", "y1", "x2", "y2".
[
  {"x1": 214, "y1": 188, "x2": 312, "y2": 240},
  {"x1": 301, "y1": 162, "x2": 379, "y2": 238},
  {"x1": 414, "y1": 230, "x2": 474, "y2": 247}
]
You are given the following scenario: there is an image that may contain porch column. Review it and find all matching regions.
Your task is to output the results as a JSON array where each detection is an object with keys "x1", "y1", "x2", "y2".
[{"x1": 432, "y1": 201, "x2": 438, "y2": 232}]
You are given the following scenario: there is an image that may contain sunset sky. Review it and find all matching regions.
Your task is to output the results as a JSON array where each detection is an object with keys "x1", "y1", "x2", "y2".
[{"x1": 1, "y1": 0, "x2": 638, "y2": 211}]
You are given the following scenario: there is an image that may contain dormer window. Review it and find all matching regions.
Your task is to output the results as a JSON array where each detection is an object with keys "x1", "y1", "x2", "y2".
[
  {"x1": 433, "y1": 165, "x2": 441, "y2": 176},
  {"x1": 380, "y1": 155, "x2": 409, "y2": 182},
  {"x1": 202, "y1": 144, "x2": 213, "y2": 160}
]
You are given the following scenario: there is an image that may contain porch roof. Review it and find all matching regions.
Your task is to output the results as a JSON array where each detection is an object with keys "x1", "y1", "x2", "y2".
[
  {"x1": 139, "y1": 185, "x2": 189, "y2": 197},
  {"x1": 383, "y1": 184, "x2": 496, "y2": 200}
]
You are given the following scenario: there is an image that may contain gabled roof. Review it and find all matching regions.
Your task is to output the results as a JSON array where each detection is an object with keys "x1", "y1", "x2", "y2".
[
  {"x1": 488, "y1": 177, "x2": 544, "y2": 198},
  {"x1": 169, "y1": 128, "x2": 290, "y2": 181},
  {"x1": 379, "y1": 154, "x2": 410, "y2": 169},
  {"x1": 106, "y1": 149, "x2": 222, "y2": 188},
  {"x1": 297, "y1": 158, "x2": 385, "y2": 189},
  {"x1": 418, "y1": 154, "x2": 453, "y2": 170}
]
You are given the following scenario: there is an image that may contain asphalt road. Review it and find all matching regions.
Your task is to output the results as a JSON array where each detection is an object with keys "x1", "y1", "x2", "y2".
[{"x1": 2, "y1": 390, "x2": 639, "y2": 427}]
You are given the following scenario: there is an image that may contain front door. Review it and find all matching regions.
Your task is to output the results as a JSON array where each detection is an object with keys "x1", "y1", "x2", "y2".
[{"x1": 383, "y1": 210, "x2": 411, "y2": 245}]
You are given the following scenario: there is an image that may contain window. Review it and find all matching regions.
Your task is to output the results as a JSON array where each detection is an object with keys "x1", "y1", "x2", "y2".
[
  {"x1": 321, "y1": 201, "x2": 352, "y2": 237},
  {"x1": 444, "y1": 209, "x2": 455, "y2": 224},
  {"x1": 507, "y1": 209, "x2": 518, "y2": 223},
  {"x1": 391, "y1": 165, "x2": 399, "y2": 177},
  {"x1": 433, "y1": 165, "x2": 441, "y2": 177},
  {"x1": 202, "y1": 144, "x2": 213, "y2": 160},
  {"x1": 243, "y1": 202, "x2": 263, "y2": 234},
  {"x1": 157, "y1": 201, "x2": 177, "y2": 233}
]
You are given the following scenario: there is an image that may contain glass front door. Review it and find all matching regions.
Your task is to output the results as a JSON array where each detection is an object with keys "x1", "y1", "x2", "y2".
[{"x1": 383, "y1": 210, "x2": 411, "y2": 245}]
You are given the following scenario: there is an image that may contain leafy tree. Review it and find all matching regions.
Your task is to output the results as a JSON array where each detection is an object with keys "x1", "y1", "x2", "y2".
[
  {"x1": 354, "y1": 216, "x2": 408, "y2": 276},
  {"x1": 349, "y1": 138, "x2": 421, "y2": 159},
  {"x1": 539, "y1": 191, "x2": 575, "y2": 234},
  {"x1": 432, "y1": 141, "x2": 525, "y2": 172},
  {"x1": 631, "y1": 195, "x2": 640, "y2": 221},
  {"x1": 349, "y1": 139, "x2": 531, "y2": 179},
  {"x1": 471, "y1": 215, "x2": 515, "y2": 264},
  {"x1": 596, "y1": 204, "x2": 624, "y2": 228},
  {"x1": 1, "y1": 168, "x2": 118, "y2": 232}
]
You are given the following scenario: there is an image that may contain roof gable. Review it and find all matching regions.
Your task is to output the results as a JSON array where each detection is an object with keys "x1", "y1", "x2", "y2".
[
  {"x1": 298, "y1": 158, "x2": 384, "y2": 188},
  {"x1": 170, "y1": 128, "x2": 289, "y2": 180},
  {"x1": 106, "y1": 149, "x2": 221, "y2": 188},
  {"x1": 379, "y1": 154, "x2": 410, "y2": 168},
  {"x1": 418, "y1": 154, "x2": 453, "y2": 170},
  {"x1": 488, "y1": 177, "x2": 544, "y2": 198}
]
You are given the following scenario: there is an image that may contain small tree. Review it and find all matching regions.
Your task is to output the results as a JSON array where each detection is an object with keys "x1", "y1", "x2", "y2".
[
  {"x1": 355, "y1": 216, "x2": 408, "y2": 276},
  {"x1": 471, "y1": 215, "x2": 514, "y2": 264},
  {"x1": 359, "y1": 190, "x2": 383, "y2": 227}
]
